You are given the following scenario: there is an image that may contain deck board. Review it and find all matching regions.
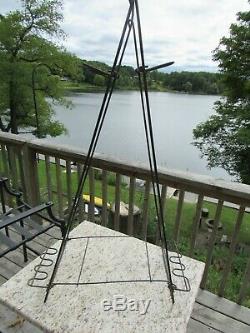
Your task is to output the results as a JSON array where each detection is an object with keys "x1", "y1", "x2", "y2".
[
  {"x1": 0, "y1": 257, "x2": 21, "y2": 280},
  {"x1": 196, "y1": 289, "x2": 250, "y2": 326},
  {"x1": 0, "y1": 274, "x2": 7, "y2": 285},
  {"x1": 0, "y1": 226, "x2": 250, "y2": 333},
  {"x1": 191, "y1": 303, "x2": 249, "y2": 333},
  {"x1": 0, "y1": 225, "x2": 62, "y2": 282},
  {"x1": 187, "y1": 317, "x2": 221, "y2": 332}
]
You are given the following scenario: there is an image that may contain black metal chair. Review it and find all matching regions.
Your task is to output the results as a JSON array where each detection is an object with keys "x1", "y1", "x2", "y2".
[{"x1": 0, "y1": 177, "x2": 66, "y2": 262}]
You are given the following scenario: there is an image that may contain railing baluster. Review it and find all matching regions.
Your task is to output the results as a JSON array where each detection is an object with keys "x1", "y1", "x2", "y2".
[
  {"x1": 8, "y1": 146, "x2": 18, "y2": 189},
  {"x1": 1, "y1": 144, "x2": 11, "y2": 206},
  {"x1": 141, "y1": 181, "x2": 150, "y2": 240},
  {"x1": 45, "y1": 155, "x2": 53, "y2": 202},
  {"x1": 0, "y1": 145, "x2": 3, "y2": 174},
  {"x1": 114, "y1": 173, "x2": 121, "y2": 231},
  {"x1": 101, "y1": 170, "x2": 108, "y2": 226},
  {"x1": 88, "y1": 167, "x2": 95, "y2": 222},
  {"x1": 189, "y1": 194, "x2": 204, "y2": 257},
  {"x1": 238, "y1": 256, "x2": 250, "y2": 305},
  {"x1": 1, "y1": 144, "x2": 9, "y2": 178},
  {"x1": 200, "y1": 200, "x2": 224, "y2": 289},
  {"x1": 128, "y1": 176, "x2": 136, "y2": 236},
  {"x1": 173, "y1": 190, "x2": 185, "y2": 243},
  {"x1": 66, "y1": 160, "x2": 72, "y2": 211},
  {"x1": 55, "y1": 157, "x2": 63, "y2": 218},
  {"x1": 17, "y1": 150, "x2": 27, "y2": 201},
  {"x1": 77, "y1": 163, "x2": 85, "y2": 221},
  {"x1": 23, "y1": 145, "x2": 40, "y2": 207},
  {"x1": 156, "y1": 185, "x2": 167, "y2": 245},
  {"x1": 218, "y1": 206, "x2": 245, "y2": 297},
  {"x1": 1, "y1": 132, "x2": 250, "y2": 304}
]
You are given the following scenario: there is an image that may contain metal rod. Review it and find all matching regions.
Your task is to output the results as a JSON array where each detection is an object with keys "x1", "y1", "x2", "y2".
[
  {"x1": 145, "y1": 61, "x2": 174, "y2": 72},
  {"x1": 82, "y1": 62, "x2": 112, "y2": 78},
  {"x1": 44, "y1": 1, "x2": 136, "y2": 302},
  {"x1": 134, "y1": 0, "x2": 175, "y2": 303}
]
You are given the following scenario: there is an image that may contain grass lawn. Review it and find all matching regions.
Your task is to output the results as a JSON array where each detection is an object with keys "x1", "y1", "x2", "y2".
[{"x1": 62, "y1": 81, "x2": 106, "y2": 93}]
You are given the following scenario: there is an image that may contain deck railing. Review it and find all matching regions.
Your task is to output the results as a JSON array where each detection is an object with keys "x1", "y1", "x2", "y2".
[{"x1": 0, "y1": 132, "x2": 250, "y2": 306}]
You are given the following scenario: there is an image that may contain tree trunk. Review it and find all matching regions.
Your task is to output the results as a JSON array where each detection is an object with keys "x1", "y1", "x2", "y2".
[{"x1": 9, "y1": 79, "x2": 18, "y2": 134}]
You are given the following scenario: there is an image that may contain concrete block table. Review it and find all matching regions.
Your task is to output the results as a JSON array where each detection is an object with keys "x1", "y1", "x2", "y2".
[{"x1": 0, "y1": 221, "x2": 204, "y2": 333}]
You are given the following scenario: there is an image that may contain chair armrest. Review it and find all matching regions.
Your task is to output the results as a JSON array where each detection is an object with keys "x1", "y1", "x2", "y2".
[
  {"x1": 0, "y1": 203, "x2": 53, "y2": 230},
  {"x1": 0, "y1": 177, "x2": 22, "y2": 199}
]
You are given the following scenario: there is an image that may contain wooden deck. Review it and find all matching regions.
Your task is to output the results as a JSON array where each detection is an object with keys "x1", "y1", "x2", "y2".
[{"x1": 0, "y1": 227, "x2": 250, "y2": 333}]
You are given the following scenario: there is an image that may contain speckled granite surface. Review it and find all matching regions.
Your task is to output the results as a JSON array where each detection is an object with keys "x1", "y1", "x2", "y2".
[{"x1": 0, "y1": 221, "x2": 204, "y2": 333}]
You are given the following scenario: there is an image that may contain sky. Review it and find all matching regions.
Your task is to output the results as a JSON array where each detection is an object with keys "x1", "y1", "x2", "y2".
[{"x1": 1, "y1": 0, "x2": 249, "y2": 72}]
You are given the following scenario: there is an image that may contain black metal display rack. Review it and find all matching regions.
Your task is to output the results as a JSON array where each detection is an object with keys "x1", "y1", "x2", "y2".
[{"x1": 28, "y1": 0, "x2": 190, "y2": 304}]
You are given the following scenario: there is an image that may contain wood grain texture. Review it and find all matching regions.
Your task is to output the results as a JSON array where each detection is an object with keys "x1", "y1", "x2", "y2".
[
  {"x1": 88, "y1": 167, "x2": 95, "y2": 222},
  {"x1": 189, "y1": 194, "x2": 204, "y2": 257},
  {"x1": 128, "y1": 176, "x2": 136, "y2": 236},
  {"x1": 1, "y1": 133, "x2": 248, "y2": 206},
  {"x1": 200, "y1": 200, "x2": 224, "y2": 289},
  {"x1": 196, "y1": 289, "x2": 250, "y2": 326},
  {"x1": 55, "y1": 158, "x2": 63, "y2": 218},
  {"x1": 141, "y1": 181, "x2": 150, "y2": 240},
  {"x1": 218, "y1": 206, "x2": 245, "y2": 297},
  {"x1": 173, "y1": 190, "x2": 185, "y2": 243},
  {"x1": 101, "y1": 170, "x2": 108, "y2": 226},
  {"x1": 45, "y1": 155, "x2": 53, "y2": 202},
  {"x1": 66, "y1": 160, "x2": 72, "y2": 210},
  {"x1": 192, "y1": 303, "x2": 250, "y2": 333},
  {"x1": 114, "y1": 173, "x2": 121, "y2": 231}
]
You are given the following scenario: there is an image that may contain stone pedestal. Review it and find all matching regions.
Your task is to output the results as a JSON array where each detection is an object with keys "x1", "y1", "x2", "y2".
[{"x1": 0, "y1": 221, "x2": 204, "y2": 333}]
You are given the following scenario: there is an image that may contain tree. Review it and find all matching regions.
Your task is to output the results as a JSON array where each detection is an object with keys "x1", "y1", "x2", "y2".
[
  {"x1": 93, "y1": 74, "x2": 105, "y2": 86},
  {"x1": 193, "y1": 7, "x2": 250, "y2": 183},
  {"x1": 183, "y1": 81, "x2": 192, "y2": 93},
  {"x1": 0, "y1": 0, "x2": 80, "y2": 137}
]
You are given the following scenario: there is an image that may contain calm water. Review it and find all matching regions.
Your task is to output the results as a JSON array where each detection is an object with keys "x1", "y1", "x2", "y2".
[{"x1": 49, "y1": 91, "x2": 230, "y2": 180}]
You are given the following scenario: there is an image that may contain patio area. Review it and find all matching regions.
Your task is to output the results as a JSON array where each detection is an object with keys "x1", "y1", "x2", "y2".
[
  {"x1": 0, "y1": 222, "x2": 249, "y2": 333},
  {"x1": 0, "y1": 132, "x2": 250, "y2": 332}
]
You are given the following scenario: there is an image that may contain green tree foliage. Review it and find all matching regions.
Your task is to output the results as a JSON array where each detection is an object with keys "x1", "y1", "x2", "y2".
[
  {"x1": 193, "y1": 8, "x2": 250, "y2": 183},
  {"x1": 164, "y1": 71, "x2": 223, "y2": 95},
  {"x1": 116, "y1": 65, "x2": 136, "y2": 88},
  {"x1": 80, "y1": 59, "x2": 223, "y2": 94},
  {"x1": 93, "y1": 74, "x2": 105, "y2": 86},
  {"x1": 0, "y1": 0, "x2": 80, "y2": 137},
  {"x1": 82, "y1": 61, "x2": 137, "y2": 89},
  {"x1": 82, "y1": 60, "x2": 110, "y2": 85}
]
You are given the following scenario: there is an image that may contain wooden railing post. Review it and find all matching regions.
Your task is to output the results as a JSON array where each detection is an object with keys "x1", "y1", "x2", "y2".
[
  {"x1": 141, "y1": 181, "x2": 150, "y2": 240},
  {"x1": 114, "y1": 173, "x2": 121, "y2": 231},
  {"x1": 101, "y1": 170, "x2": 108, "y2": 226},
  {"x1": 128, "y1": 176, "x2": 136, "y2": 236},
  {"x1": 22, "y1": 143, "x2": 40, "y2": 207},
  {"x1": 173, "y1": 190, "x2": 185, "y2": 243},
  {"x1": 238, "y1": 256, "x2": 250, "y2": 304},
  {"x1": 189, "y1": 194, "x2": 204, "y2": 257},
  {"x1": 218, "y1": 206, "x2": 245, "y2": 297},
  {"x1": 55, "y1": 157, "x2": 63, "y2": 218},
  {"x1": 155, "y1": 185, "x2": 167, "y2": 245},
  {"x1": 1, "y1": 132, "x2": 250, "y2": 303},
  {"x1": 88, "y1": 167, "x2": 95, "y2": 222},
  {"x1": 200, "y1": 200, "x2": 224, "y2": 289}
]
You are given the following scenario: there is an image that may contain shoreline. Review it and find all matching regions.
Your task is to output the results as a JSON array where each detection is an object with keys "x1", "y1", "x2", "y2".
[{"x1": 63, "y1": 84, "x2": 220, "y2": 97}]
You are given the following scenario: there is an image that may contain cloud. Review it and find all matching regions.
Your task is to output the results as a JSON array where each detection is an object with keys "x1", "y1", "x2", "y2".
[
  {"x1": 1, "y1": 0, "x2": 249, "y2": 71},
  {"x1": 0, "y1": 0, "x2": 21, "y2": 13}
]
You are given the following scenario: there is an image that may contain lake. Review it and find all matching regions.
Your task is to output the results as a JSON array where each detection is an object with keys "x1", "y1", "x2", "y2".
[{"x1": 49, "y1": 91, "x2": 230, "y2": 180}]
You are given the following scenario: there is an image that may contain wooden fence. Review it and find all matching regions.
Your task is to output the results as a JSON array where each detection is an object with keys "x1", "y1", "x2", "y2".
[{"x1": 0, "y1": 132, "x2": 250, "y2": 305}]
